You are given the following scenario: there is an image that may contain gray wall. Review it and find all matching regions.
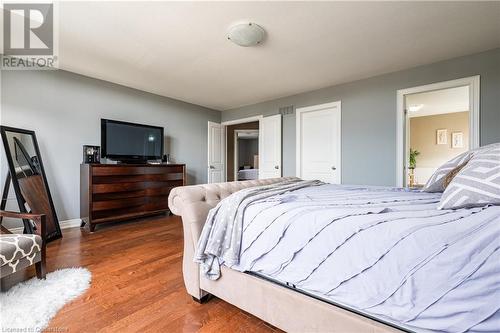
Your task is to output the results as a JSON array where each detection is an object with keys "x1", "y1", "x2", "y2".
[
  {"x1": 238, "y1": 138, "x2": 259, "y2": 168},
  {"x1": 1, "y1": 70, "x2": 220, "y2": 227},
  {"x1": 222, "y1": 48, "x2": 500, "y2": 185}
]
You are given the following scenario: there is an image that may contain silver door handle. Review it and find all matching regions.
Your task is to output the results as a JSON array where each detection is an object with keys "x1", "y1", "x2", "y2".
[
  {"x1": 275, "y1": 165, "x2": 279, "y2": 169},
  {"x1": 331, "y1": 166, "x2": 337, "y2": 170},
  {"x1": 209, "y1": 165, "x2": 215, "y2": 169}
]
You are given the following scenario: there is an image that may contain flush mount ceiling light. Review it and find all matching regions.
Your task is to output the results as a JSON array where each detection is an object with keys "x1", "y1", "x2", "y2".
[{"x1": 226, "y1": 22, "x2": 265, "y2": 47}]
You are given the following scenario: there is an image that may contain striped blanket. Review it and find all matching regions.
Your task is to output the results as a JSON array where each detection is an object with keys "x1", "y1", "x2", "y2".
[{"x1": 197, "y1": 182, "x2": 500, "y2": 332}]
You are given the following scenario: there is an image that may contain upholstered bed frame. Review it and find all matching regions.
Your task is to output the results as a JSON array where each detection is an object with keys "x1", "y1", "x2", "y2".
[{"x1": 168, "y1": 178, "x2": 402, "y2": 332}]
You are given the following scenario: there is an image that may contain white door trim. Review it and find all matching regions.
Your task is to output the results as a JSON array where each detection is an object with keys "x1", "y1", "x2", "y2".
[
  {"x1": 396, "y1": 75, "x2": 480, "y2": 187},
  {"x1": 221, "y1": 115, "x2": 263, "y2": 126},
  {"x1": 296, "y1": 101, "x2": 342, "y2": 182},
  {"x1": 216, "y1": 116, "x2": 262, "y2": 182}
]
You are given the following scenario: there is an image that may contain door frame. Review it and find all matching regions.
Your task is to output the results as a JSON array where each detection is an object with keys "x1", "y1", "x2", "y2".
[
  {"x1": 221, "y1": 115, "x2": 263, "y2": 126},
  {"x1": 295, "y1": 101, "x2": 342, "y2": 182},
  {"x1": 219, "y1": 115, "x2": 263, "y2": 181},
  {"x1": 233, "y1": 129, "x2": 259, "y2": 180},
  {"x1": 396, "y1": 75, "x2": 480, "y2": 187}
]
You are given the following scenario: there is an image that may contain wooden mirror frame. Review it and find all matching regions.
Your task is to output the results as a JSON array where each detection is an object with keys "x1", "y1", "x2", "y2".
[{"x1": 0, "y1": 126, "x2": 62, "y2": 241}]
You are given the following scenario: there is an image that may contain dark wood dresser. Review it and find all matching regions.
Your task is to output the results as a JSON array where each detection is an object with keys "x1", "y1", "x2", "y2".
[{"x1": 80, "y1": 163, "x2": 186, "y2": 231}]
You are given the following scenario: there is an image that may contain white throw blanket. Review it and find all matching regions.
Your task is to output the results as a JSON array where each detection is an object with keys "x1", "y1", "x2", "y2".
[{"x1": 194, "y1": 179, "x2": 323, "y2": 280}]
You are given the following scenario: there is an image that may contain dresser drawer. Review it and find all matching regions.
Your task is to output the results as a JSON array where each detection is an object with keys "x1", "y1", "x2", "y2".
[
  {"x1": 92, "y1": 186, "x2": 174, "y2": 201},
  {"x1": 92, "y1": 197, "x2": 148, "y2": 212},
  {"x1": 93, "y1": 173, "x2": 183, "y2": 184},
  {"x1": 91, "y1": 198, "x2": 169, "y2": 221},
  {"x1": 92, "y1": 165, "x2": 184, "y2": 176},
  {"x1": 92, "y1": 181, "x2": 174, "y2": 194}
]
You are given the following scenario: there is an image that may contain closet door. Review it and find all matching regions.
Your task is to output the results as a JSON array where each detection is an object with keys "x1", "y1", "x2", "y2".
[
  {"x1": 259, "y1": 115, "x2": 282, "y2": 179},
  {"x1": 296, "y1": 101, "x2": 341, "y2": 184}
]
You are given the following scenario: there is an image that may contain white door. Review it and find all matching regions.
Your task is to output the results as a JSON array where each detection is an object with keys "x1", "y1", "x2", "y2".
[
  {"x1": 259, "y1": 114, "x2": 282, "y2": 179},
  {"x1": 207, "y1": 121, "x2": 225, "y2": 183},
  {"x1": 296, "y1": 101, "x2": 341, "y2": 183}
]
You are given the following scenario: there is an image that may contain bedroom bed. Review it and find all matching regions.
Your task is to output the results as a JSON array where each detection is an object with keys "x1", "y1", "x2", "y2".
[
  {"x1": 237, "y1": 168, "x2": 259, "y2": 180},
  {"x1": 168, "y1": 177, "x2": 500, "y2": 332}
]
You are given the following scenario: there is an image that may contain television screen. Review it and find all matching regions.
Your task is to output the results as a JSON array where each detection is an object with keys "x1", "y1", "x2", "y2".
[{"x1": 101, "y1": 119, "x2": 163, "y2": 161}]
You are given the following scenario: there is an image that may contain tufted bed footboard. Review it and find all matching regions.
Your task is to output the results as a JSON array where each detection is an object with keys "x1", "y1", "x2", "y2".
[
  {"x1": 168, "y1": 177, "x2": 297, "y2": 300},
  {"x1": 168, "y1": 178, "x2": 401, "y2": 332}
]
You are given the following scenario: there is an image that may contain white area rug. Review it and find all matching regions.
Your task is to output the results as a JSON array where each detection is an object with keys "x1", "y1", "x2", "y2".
[{"x1": 1, "y1": 268, "x2": 91, "y2": 331}]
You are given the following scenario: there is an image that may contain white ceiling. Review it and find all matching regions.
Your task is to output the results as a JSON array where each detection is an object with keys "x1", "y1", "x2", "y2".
[
  {"x1": 407, "y1": 86, "x2": 469, "y2": 118},
  {"x1": 52, "y1": 2, "x2": 500, "y2": 110}
]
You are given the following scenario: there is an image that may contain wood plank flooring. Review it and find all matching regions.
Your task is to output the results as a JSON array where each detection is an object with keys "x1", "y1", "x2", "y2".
[{"x1": 5, "y1": 215, "x2": 278, "y2": 332}]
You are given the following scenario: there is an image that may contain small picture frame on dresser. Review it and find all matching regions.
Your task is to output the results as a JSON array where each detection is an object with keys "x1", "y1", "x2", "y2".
[{"x1": 83, "y1": 145, "x2": 101, "y2": 164}]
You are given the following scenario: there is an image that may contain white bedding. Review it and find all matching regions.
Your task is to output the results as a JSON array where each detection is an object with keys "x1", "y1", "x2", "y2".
[
  {"x1": 237, "y1": 168, "x2": 259, "y2": 180},
  {"x1": 199, "y1": 183, "x2": 500, "y2": 332}
]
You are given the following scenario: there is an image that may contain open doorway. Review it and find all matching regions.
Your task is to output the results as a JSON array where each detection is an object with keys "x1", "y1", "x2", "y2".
[
  {"x1": 397, "y1": 76, "x2": 480, "y2": 187},
  {"x1": 226, "y1": 122, "x2": 259, "y2": 181},
  {"x1": 207, "y1": 115, "x2": 282, "y2": 183},
  {"x1": 407, "y1": 86, "x2": 470, "y2": 187},
  {"x1": 234, "y1": 129, "x2": 259, "y2": 180}
]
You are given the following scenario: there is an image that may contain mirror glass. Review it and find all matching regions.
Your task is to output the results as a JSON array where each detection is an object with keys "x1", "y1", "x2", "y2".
[{"x1": 1, "y1": 127, "x2": 62, "y2": 241}]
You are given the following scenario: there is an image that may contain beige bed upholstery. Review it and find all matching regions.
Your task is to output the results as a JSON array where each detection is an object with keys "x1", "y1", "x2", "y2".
[{"x1": 168, "y1": 178, "x2": 401, "y2": 332}]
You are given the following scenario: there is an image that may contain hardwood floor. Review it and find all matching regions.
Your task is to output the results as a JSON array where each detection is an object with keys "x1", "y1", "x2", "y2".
[{"x1": 6, "y1": 215, "x2": 278, "y2": 332}]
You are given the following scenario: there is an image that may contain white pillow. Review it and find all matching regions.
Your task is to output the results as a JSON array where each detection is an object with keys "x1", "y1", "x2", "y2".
[
  {"x1": 423, "y1": 142, "x2": 500, "y2": 193},
  {"x1": 423, "y1": 152, "x2": 472, "y2": 192},
  {"x1": 438, "y1": 145, "x2": 500, "y2": 209}
]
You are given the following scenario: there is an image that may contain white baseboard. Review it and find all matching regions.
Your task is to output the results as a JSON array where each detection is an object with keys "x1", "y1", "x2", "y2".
[{"x1": 7, "y1": 218, "x2": 82, "y2": 234}]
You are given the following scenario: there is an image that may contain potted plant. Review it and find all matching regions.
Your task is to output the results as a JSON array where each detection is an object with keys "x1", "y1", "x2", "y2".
[{"x1": 409, "y1": 148, "x2": 420, "y2": 187}]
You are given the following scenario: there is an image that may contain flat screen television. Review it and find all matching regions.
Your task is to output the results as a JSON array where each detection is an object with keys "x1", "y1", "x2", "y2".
[{"x1": 101, "y1": 119, "x2": 164, "y2": 163}]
